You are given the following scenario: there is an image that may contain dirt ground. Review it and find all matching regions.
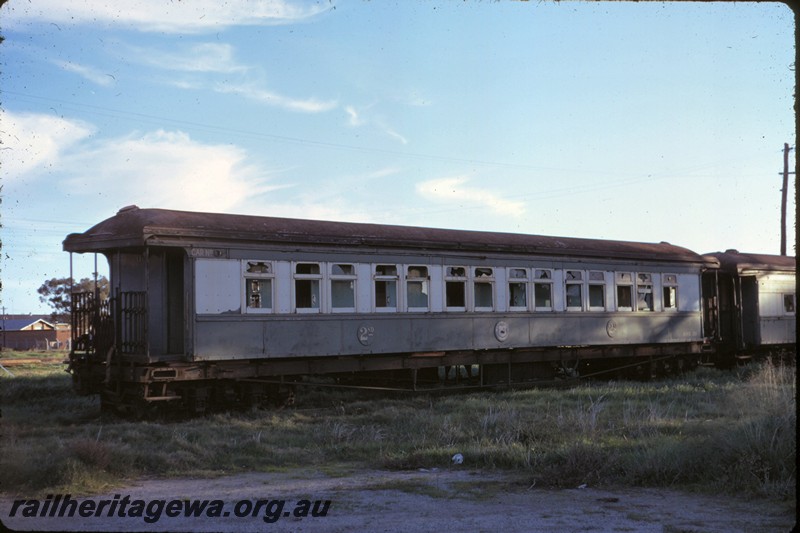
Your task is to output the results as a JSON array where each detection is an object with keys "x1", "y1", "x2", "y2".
[{"x1": 2, "y1": 469, "x2": 795, "y2": 532}]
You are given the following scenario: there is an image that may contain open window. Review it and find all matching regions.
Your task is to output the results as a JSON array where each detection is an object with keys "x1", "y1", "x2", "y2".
[
  {"x1": 445, "y1": 266, "x2": 467, "y2": 311},
  {"x1": 244, "y1": 260, "x2": 274, "y2": 313},
  {"x1": 294, "y1": 262, "x2": 321, "y2": 312},
  {"x1": 534, "y1": 269, "x2": 553, "y2": 310},
  {"x1": 508, "y1": 268, "x2": 528, "y2": 311},
  {"x1": 784, "y1": 294, "x2": 796, "y2": 315},
  {"x1": 406, "y1": 265, "x2": 429, "y2": 311},
  {"x1": 637, "y1": 273, "x2": 654, "y2": 311},
  {"x1": 588, "y1": 271, "x2": 605, "y2": 310},
  {"x1": 374, "y1": 264, "x2": 399, "y2": 311},
  {"x1": 616, "y1": 272, "x2": 633, "y2": 311},
  {"x1": 663, "y1": 274, "x2": 678, "y2": 311}
]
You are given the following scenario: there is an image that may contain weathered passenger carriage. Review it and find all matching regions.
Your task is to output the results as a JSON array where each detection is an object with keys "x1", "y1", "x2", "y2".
[
  {"x1": 702, "y1": 250, "x2": 796, "y2": 360},
  {"x1": 65, "y1": 206, "x2": 720, "y2": 414}
]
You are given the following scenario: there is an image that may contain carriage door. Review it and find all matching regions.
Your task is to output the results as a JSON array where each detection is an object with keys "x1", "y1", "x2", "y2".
[
  {"x1": 165, "y1": 250, "x2": 185, "y2": 354},
  {"x1": 740, "y1": 276, "x2": 759, "y2": 348}
]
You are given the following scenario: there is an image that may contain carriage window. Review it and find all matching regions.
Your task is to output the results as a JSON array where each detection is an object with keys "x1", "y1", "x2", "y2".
[
  {"x1": 330, "y1": 263, "x2": 356, "y2": 310},
  {"x1": 474, "y1": 267, "x2": 494, "y2": 310},
  {"x1": 534, "y1": 269, "x2": 552, "y2": 310},
  {"x1": 246, "y1": 279, "x2": 273, "y2": 310},
  {"x1": 445, "y1": 266, "x2": 467, "y2": 310},
  {"x1": 508, "y1": 268, "x2": 528, "y2": 310},
  {"x1": 637, "y1": 273, "x2": 653, "y2": 311},
  {"x1": 588, "y1": 271, "x2": 605, "y2": 310},
  {"x1": 374, "y1": 264, "x2": 398, "y2": 309},
  {"x1": 295, "y1": 262, "x2": 321, "y2": 310},
  {"x1": 616, "y1": 272, "x2": 633, "y2": 311},
  {"x1": 663, "y1": 274, "x2": 678, "y2": 311},
  {"x1": 407, "y1": 265, "x2": 429, "y2": 310},
  {"x1": 565, "y1": 270, "x2": 583, "y2": 310},
  {"x1": 784, "y1": 294, "x2": 796, "y2": 314},
  {"x1": 245, "y1": 261, "x2": 274, "y2": 311}
]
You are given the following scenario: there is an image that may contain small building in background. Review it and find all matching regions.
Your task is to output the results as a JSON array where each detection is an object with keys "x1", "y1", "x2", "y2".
[{"x1": 0, "y1": 315, "x2": 71, "y2": 351}]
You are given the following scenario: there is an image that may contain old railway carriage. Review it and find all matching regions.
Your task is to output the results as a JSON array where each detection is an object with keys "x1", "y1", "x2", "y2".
[{"x1": 64, "y1": 206, "x2": 713, "y2": 413}]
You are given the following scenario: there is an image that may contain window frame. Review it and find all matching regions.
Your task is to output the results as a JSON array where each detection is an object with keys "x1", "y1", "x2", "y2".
[
  {"x1": 615, "y1": 272, "x2": 634, "y2": 311},
  {"x1": 662, "y1": 274, "x2": 679, "y2": 311},
  {"x1": 293, "y1": 261, "x2": 322, "y2": 313},
  {"x1": 406, "y1": 265, "x2": 430, "y2": 312},
  {"x1": 373, "y1": 264, "x2": 400, "y2": 312},
  {"x1": 564, "y1": 269, "x2": 584, "y2": 311},
  {"x1": 507, "y1": 267, "x2": 529, "y2": 312},
  {"x1": 783, "y1": 293, "x2": 796, "y2": 315},
  {"x1": 243, "y1": 260, "x2": 275, "y2": 314},
  {"x1": 587, "y1": 270, "x2": 606, "y2": 311},
  {"x1": 636, "y1": 272, "x2": 654, "y2": 312},
  {"x1": 329, "y1": 263, "x2": 357, "y2": 313},
  {"x1": 473, "y1": 267, "x2": 495, "y2": 312},
  {"x1": 444, "y1": 266, "x2": 468, "y2": 312},
  {"x1": 533, "y1": 268, "x2": 554, "y2": 311}
]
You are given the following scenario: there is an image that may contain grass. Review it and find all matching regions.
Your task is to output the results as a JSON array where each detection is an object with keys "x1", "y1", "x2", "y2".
[{"x1": 0, "y1": 349, "x2": 795, "y2": 504}]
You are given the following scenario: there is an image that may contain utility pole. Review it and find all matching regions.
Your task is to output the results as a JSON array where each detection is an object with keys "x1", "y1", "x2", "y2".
[{"x1": 780, "y1": 143, "x2": 794, "y2": 256}]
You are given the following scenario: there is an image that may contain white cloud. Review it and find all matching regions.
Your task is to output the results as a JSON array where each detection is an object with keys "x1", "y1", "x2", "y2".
[
  {"x1": 1, "y1": 0, "x2": 331, "y2": 34},
  {"x1": 59, "y1": 129, "x2": 287, "y2": 213},
  {"x1": 214, "y1": 82, "x2": 337, "y2": 113},
  {"x1": 0, "y1": 109, "x2": 95, "y2": 181},
  {"x1": 416, "y1": 176, "x2": 526, "y2": 217}
]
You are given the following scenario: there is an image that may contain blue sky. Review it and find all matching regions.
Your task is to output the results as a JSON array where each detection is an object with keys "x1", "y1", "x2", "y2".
[{"x1": 0, "y1": 0, "x2": 795, "y2": 315}]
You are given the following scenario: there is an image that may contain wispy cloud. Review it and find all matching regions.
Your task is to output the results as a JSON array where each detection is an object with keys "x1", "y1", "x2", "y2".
[
  {"x1": 2, "y1": 0, "x2": 332, "y2": 34},
  {"x1": 416, "y1": 176, "x2": 526, "y2": 217},
  {"x1": 345, "y1": 106, "x2": 364, "y2": 127},
  {"x1": 344, "y1": 104, "x2": 408, "y2": 145},
  {"x1": 52, "y1": 60, "x2": 116, "y2": 86},
  {"x1": 385, "y1": 129, "x2": 408, "y2": 145},
  {"x1": 215, "y1": 82, "x2": 337, "y2": 113},
  {"x1": 130, "y1": 43, "x2": 250, "y2": 74}
]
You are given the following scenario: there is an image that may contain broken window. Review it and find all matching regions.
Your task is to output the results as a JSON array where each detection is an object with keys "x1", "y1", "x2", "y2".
[
  {"x1": 246, "y1": 261, "x2": 272, "y2": 274},
  {"x1": 246, "y1": 279, "x2": 272, "y2": 310},
  {"x1": 473, "y1": 267, "x2": 494, "y2": 310},
  {"x1": 245, "y1": 261, "x2": 274, "y2": 311},
  {"x1": 295, "y1": 262, "x2": 321, "y2": 311},
  {"x1": 445, "y1": 266, "x2": 467, "y2": 309},
  {"x1": 637, "y1": 273, "x2": 653, "y2": 311},
  {"x1": 330, "y1": 263, "x2": 356, "y2": 310},
  {"x1": 615, "y1": 272, "x2": 633, "y2": 311},
  {"x1": 406, "y1": 265, "x2": 429, "y2": 310},
  {"x1": 534, "y1": 269, "x2": 552, "y2": 309},
  {"x1": 663, "y1": 274, "x2": 678, "y2": 310},
  {"x1": 508, "y1": 268, "x2": 528, "y2": 310},
  {"x1": 565, "y1": 270, "x2": 583, "y2": 310},
  {"x1": 374, "y1": 264, "x2": 398, "y2": 309}
]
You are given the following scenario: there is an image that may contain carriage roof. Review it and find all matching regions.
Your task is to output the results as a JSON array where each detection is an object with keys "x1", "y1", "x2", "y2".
[
  {"x1": 64, "y1": 205, "x2": 713, "y2": 265},
  {"x1": 703, "y1": 250, "x2": 796, "y2": 274}
]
